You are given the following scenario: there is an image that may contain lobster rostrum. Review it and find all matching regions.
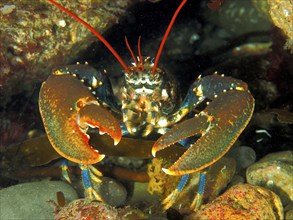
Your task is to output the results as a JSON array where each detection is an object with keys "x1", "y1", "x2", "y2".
[{"x1": 40, "y1": 0, "x2": 254, "y2": 209}]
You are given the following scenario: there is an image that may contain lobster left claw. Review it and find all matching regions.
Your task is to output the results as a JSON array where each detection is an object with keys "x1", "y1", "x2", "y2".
[{"x1": 39, "y1": 74, "x2": 122, "y2": 165}]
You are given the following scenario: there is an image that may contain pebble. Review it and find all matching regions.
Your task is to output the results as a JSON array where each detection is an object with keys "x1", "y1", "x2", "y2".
[
  {"x1": 0, "y1": 180, "x2": 78, "y2": 220},
  {"x1": 55, "y1": 199, "x2": 147, "y2": 220},
  {"x1": 186, "y1": 184, "x2": 284, "y2": 220},
  {"x1": 246, "y1": 151, "x2": 293, "y2": 205},
  {"x1": 285, "y1": 202, "x2": 293, "y2": 220},
  {"x1": 227, "y1": 146, "x2": 256, "y2": 171},
  {"x1": 55, "y1": 199, "x2": 118, "y2": 220},
  {"x1": 93, "y1": 177, "x2": 128, "y2": 207}
]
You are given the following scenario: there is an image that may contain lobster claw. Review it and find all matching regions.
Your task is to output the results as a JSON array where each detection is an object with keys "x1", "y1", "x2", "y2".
[
  {"x1": 152, "y1": 90, "x2": 254, "y2": 175},
  {"x1": 39, "y1": 74, "x2": 122, "y2": 165}
]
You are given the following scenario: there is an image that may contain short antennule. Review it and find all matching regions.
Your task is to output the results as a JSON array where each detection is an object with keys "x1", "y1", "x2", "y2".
[
  {"x1": 48, "y1": 0, "x2": 130, "y2": 73},
  {"x1": 138, "y1": 36, "x2": 145, "y2": 71},
  {"x1": 125, "y1": 36, "x2": 139, "y2": 71},
  {"x1": 151, "y1": 0, "x2": 188, "y2": 75}
]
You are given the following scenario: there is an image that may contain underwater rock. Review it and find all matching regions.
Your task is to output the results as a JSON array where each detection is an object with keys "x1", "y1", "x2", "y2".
[
  {"x1": 246, "y1": 151, "x2": 293, "y2": 206},
  {"x1": 251, "y1": 0, "x2": 271, "y2": 20},
  {"x1": 229, "y1": 174, "x2": 245, "y2": 186},
  {"x1": 186, "y1": 184, "x2": 284, "y2": 220},
  {"x1": 55, "y1": 199, "x2": 119, "y2": 220},
  {"x1": 93, "y1": 177, "x2": 127, "y2": 207},
  {"x1": 285, "y1": 202, "x2": 293, "y2": 220},
  {"x1": 227, "y1": 146, "x2": 256, "y2": 172},
  {"x1": 117, "y1": 206, "x2": 147, "y2": 220},
  {"x1": 204, "y1": 0, "x2": 272, "y2": 36},
  {"x1": 268, "y1": 0, "x2": 293, "y2": 53},
  {"x1": 0, "y1": 180, "x2": 78, "y2": 220},
  {"x1": 55, "y1": 199, "x2": 146, "y2": 220},
  {"x1": 0, "y1": 0, "x2": 136, "y2": 108},
  {"x1": 252, "y1": 0, "x2": 293, "y2": 53}
]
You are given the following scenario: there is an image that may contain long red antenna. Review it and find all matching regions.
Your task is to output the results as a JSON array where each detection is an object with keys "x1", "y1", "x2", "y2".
[
  {"x1": 151, "y1": 0, "x2": 187, "y2": 75},
  {"x1": 48, "y1": 0, "x2": 130, "y2": 73}
]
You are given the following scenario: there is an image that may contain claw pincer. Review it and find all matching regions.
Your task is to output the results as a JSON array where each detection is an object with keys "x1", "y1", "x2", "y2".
[
  {"x1": 39, "y1": 73, "x2": 121, "y2": 164},
  {"x1": 39, "y1": 70, "x2": 121, "y2": 200},
  {"x1": 152, "y1": 74, "x2": 254, "y2": 209},
  {"x1": 153, "y1": 74, "x2": 254, "y2": 175}
]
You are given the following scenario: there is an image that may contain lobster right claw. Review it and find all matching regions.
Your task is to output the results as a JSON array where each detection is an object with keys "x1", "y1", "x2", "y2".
[
  {"x1": 153, "y1": 89, "x2": 254, "y2": 176},
  {"x1": 39, "y1": 73, "x2": 122, "y2": 165}
]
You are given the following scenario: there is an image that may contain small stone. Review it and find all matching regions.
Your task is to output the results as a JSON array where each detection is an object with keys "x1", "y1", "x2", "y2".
[
  {"x1": 118, "y1": 206, "x2": 146, "y2": 220},
  {"x1": 246, "y1": 151, "x2": 293, "y2": 205},
  {"x1": 227, "y1": 146, "x2": 256, "y2": 171},
  {"x1": 186, "y1": 184, "x2": 284, "y2": 220},
  {"x1": 229, "y1": 174, "x2": 245, "y2": 186},
  {"x1": 0, "y1": 181, "x2": 78, "y2": 220},
  {"x1": 285, "y1": 202, "x2": 293, "y2": 220},
  {"x1": 56, "y1": 199, "x2": 147, "y2": 220},
  {"x1": 93, "y1": 177, "x2": 127, "y2": 207},
  {"x1": 55, "y1": 199, "x2": 118, "y2": 220},
  {"x1": 286, "y1": 209, "x2": 293, "y2": 220}
]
